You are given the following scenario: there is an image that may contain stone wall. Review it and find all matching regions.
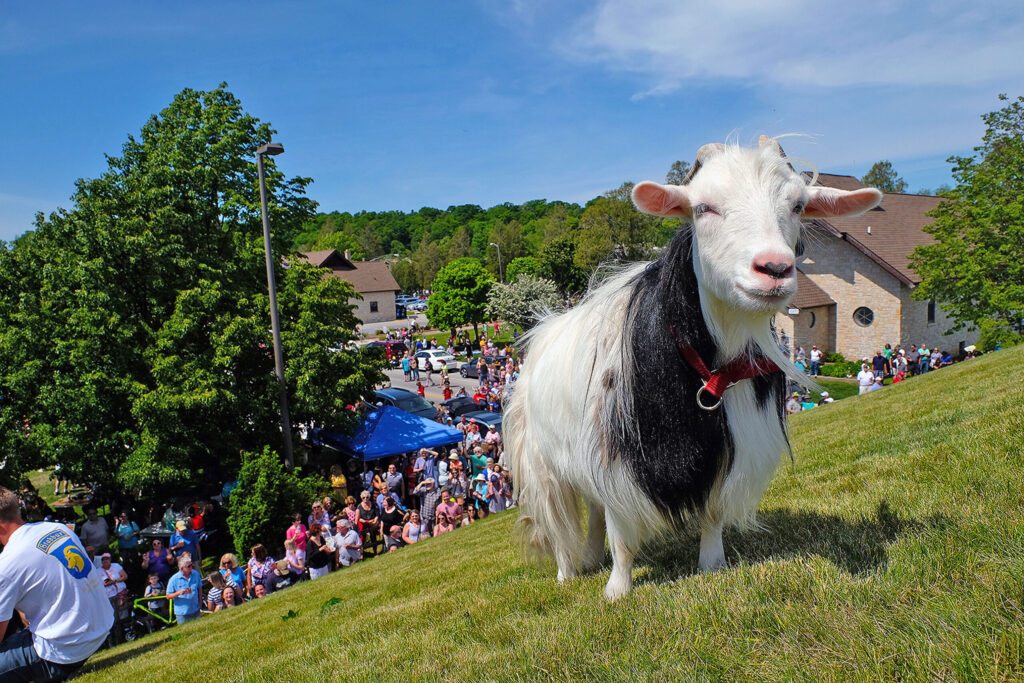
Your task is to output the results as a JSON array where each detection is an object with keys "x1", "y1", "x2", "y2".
[
  {"x1": 899, "y1": 289, "x2": 979, "y2": 354},
  {"x1": 778, "y1": 304, "x2": 835, "y2": 357},
  {"x1": 351, "y1": 291, "x2": 397, "y2": 324},
  {"x1": 798, "y1": 233, "x2": 904, "y2": 360}
]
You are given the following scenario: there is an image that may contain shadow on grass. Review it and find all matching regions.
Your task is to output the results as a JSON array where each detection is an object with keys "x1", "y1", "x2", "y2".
[
  {"x1": 75, "y1": 635, "x2": 169, "y2": 677},
  {"x1": 635, "y1": 501, "x2": 948, "y2": 586}
]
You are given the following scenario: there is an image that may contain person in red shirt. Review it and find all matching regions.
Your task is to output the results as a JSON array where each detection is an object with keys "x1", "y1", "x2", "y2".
[
  {"x1": 416, "y1": 381, "x2": 425, "y2": 397},
  {"x1": 442, "y1": 382, "x2": 452, "y2": 400}
]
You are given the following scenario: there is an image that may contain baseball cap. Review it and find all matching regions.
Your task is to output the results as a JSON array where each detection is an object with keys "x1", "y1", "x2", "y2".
[{"x1": 175, "y1": 520, "x2": 187, "y2": 531}]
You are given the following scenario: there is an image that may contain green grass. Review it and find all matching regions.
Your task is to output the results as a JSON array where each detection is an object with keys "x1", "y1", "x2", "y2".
[{"x1": 80, "y1": 346, "x2": 1024, "y2": 681}]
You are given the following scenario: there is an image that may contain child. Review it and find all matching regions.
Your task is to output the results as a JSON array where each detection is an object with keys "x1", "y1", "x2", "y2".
[
  {"x1": 144, "y1": 573, "x2": 167, "y2": 629},
  {"x1": 207, "y1": 572, "x2": 226, "y2": 612},
  {"x1": 416, "y1": 381, "x2": 425, "y2": 397}
]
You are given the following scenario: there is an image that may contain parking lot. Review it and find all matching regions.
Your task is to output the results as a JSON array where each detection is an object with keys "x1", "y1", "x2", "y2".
[{"x1": 381, "y1": 361, "x2": 481, "y2": 406}]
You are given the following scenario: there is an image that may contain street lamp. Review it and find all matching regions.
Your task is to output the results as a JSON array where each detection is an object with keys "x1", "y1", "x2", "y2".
[
  {"x1": 256, "y1": 142, "x2": 294, "y2": 469},
  {"x1": 489, "y1": 242, "x2": 503, "y2": 283}
]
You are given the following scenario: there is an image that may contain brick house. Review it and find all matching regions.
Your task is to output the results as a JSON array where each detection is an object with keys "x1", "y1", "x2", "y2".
[
  {"x1": 776, "y1": 174, "x2": 978, "y2": 360},
  {"x1": 300, "y1": 249, "x2": 400, "y2": 324}
]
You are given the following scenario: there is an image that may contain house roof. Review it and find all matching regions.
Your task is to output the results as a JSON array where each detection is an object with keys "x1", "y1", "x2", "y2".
[
  {"x1": 298, "y1": 250, "x2": 401, "y2": 294},
  {"x1": 808, "y1": 175, "x2": 942, "y2": 286},
  {"x1": 790, "y1": 269, "x2": 835, "y2": 309}
]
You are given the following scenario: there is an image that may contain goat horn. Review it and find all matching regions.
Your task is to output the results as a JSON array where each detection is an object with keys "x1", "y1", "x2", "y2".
[
  {"x1": 683, "y1": 143, "x2": 728, "y2": 184},
  {"x1": 758, "y1": 135, "x2": 786, "y2": 157},
  {"x1": 759, "y1": 135, "x2": 796, "y2": 172}
]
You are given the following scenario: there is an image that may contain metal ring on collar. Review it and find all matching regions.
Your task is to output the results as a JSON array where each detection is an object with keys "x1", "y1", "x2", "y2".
[{"x1": 696, "y1": 383, "x2": 723, "y2": 411}]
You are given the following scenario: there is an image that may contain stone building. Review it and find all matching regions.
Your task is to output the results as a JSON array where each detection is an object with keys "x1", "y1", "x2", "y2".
[
  {"x1": 776, "y1": 174, "x2": 978, "y2": 360},
  {"x1": 300, "y1": 249, "x2": 400, "y2": 324}
]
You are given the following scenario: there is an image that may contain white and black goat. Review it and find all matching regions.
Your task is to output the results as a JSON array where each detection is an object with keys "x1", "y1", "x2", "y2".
[{"x1": 505, "y1": 138, "x2": 881, "y2": 600}]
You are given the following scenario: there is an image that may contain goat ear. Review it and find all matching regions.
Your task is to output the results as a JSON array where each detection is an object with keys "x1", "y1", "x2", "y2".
[
  {"x1": 632, "y1": 181, "x2": 692, "y2": 218},
  {"x1": 804, "y1": 187, "x2": 883, "y2": 218}
]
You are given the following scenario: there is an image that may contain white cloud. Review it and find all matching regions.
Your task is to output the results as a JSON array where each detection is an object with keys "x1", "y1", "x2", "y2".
[{"x1": 562, "y1": 0, "x2": 1024, "y2": 90}]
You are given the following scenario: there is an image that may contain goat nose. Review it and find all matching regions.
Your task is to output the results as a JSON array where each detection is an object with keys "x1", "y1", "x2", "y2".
[{"x1": 752, "y1": 253, "x2": 794, "y2": 280}]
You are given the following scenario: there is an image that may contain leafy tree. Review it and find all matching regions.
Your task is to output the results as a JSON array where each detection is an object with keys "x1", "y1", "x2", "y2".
[
  {"x1": 861, "y1": 160, "x2": 908, "y2": 193},
  {"x1": 389, "y1": 259, "x2": 417, "y2": 293},
  {"x1": 505, "y1": 256, "x2": 539, "y2": 282},
  {"x1": 486, "y1": 220, "x2": 526, "y2": 279},
  {"x1": 426, "y1": 258, "x2": 494, "y2": 339},
  {"x1": 444, "y1": 226, "x2": 473, "y2": 261},
  {"x1": 665, "y1": 160, "x2": 692, "y2": 185},
  {"x1": 485, "y1": 275, "x2": 562, "y2": 331},
  {"x1": 0, "y1": 84, "x2": 381, "y2": 495},
  {"x1": 227, "y1": 447, "x2": 327, "y2": 557},
  {"x1": 910, "y1": 95, "x2": 1024, "y2": 334},
  {"x1": 538, "y1": 237, "x2": 588, "y2": 295},
  {"x1": 411, "y1": 239, "x2": 444, "y2": 291}
]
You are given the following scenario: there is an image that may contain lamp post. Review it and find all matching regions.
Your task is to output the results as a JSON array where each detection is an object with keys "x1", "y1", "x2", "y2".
[
  {"x1": 256, "y1": 142, "x2": 294, "y2": 469},
  {"x1": 489, "y1": 242, "x2": 503, "y2": 283}
]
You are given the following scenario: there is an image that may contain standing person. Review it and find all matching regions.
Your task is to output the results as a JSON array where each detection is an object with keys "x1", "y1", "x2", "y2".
[
  {"x1": 114, "y1": 511, "x2": 141, "y2": 564},
  {"x1": 439, "y1": 359, "x2": 449, "y2": 384},
  {"x1": 79, "y1": 507, "x2": 110, "y2": 555},
  {"x1": 412, "y1": 478, "x2": 441, "y2": 533},
  {"x1": 169, "y1": 520, "x2": 200, "y2": 567},
  {"x1": 809, "y1": 345, "x2": 822, "y2": 377},
  {"x1": 246, "y1": 544, "x2": 276, "y2": 597},
  {"x1": 285, "y1": 514, "x2": 307, "y2": 561},
  {"x1": 0, "y1": 487, "x2": 113, "y2": 681},
  {"x1": 329, "y1": 465, "x2": 348, "y2": 505},
  {"x1": 305, "y1": 523, "x2": 332, "y2": 580},
  {"x1": 401, "y1": 355, "x2": 411, "y2": 382},
  {"x1": 141, "y1": 538, "x2": 175, "y2": 586},
  {"x1": 872, "y1": 351, "x2": 886, "y2": 381},
  {"x1": 166, "y1": 555, "x2": 201, "y2": 625},
  {"x1": 857, "y1": 363, "x2": 875, "y2": 395},
  {"x1": 424, "y1": 358, "x2": 434, "y2": 386},
  {"x1": 334, "y1": 519, "x2": 362, "y2": 567},
  {"x1": 410, "y1": 355, "x2": 420, "y2": 382}
]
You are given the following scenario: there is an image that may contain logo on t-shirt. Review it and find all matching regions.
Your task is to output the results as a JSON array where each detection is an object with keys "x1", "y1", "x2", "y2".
[{"x1": 36, "y1": 529, "x2": 93, "y2": 579}]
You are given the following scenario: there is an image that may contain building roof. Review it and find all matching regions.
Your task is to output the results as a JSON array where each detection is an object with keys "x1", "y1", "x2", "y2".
[
  {"x1": 298, "y1": 250, "x2": 401, "y2": 294},
  {"x1": 790, "y1": 269, "x2": 835, "y2": 309},
  {"x1": 808, "y1": 175, "x2": 942, "y2": 286}
]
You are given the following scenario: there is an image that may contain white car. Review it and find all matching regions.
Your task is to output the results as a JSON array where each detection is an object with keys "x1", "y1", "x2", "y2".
[{"x1": 415, "y1": 349, "x2": 457, "y2": 371}]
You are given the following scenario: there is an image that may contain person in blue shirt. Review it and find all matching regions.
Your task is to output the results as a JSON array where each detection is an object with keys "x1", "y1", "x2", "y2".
[
  {"x1": 169, "y1": 520, "x2": 200, "y2": 565},
  {"x1": 166, "y1": 555, "x2": 202, "y2": 624}
]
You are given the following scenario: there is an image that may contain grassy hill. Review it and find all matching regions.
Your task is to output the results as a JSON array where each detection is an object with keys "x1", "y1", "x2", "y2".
[{"x1": 79, "y1": 345, "x2": 1024, "y2": 682}]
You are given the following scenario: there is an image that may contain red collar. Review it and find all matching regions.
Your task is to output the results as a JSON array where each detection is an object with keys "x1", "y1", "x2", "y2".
[{"x1": 669, "y1": 326, "x2": 779, "y2": 410}]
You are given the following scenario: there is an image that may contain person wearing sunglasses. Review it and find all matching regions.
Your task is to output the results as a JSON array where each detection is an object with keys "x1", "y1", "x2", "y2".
[{"x1": 166, "y1": 554, "x2": 201, "y2": 625}]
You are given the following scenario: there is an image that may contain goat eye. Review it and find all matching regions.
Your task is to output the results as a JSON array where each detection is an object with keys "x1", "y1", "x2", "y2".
[
  {"x1": 792, "y1": 202, "x2": 805, "y2": 214},
  {"x1": 693, "y1": 203, "x2": 718, "y2": 218}
]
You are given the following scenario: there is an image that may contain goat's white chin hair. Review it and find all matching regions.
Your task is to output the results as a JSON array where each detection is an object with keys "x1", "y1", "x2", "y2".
[{"x1": 733, "y1": 284, "x2": 795, "y2": 314}]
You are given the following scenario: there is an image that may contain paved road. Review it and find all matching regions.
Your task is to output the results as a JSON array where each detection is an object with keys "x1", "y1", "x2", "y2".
[{"x1": 382, "y1": 363, "x2": 481, "y2": 405}]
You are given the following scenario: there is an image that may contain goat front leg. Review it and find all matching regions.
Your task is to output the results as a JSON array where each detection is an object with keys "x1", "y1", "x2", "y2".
[
  {"x1": 581, "y1": 500, "x2": 606, "y2": 573},
  {"x1": 603, "y1": 513, "x2": 636, "y2": 601},
  {"x1": 698, "y1": 521, "x2": 726, "y2": 571}
]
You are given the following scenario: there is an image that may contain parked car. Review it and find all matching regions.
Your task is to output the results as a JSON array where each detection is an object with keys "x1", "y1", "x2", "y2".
[
  {"x1": 464, "y1": 410, "x2": 503, "y2": 435},
  {"x1": 373, "y1": 388, "x2": 437, "y2": 421},
  {"x1": 415, "y1": 349, "x2": 457, "y2": 371},
  {"x1": 441, "y1": 396, "x2": 482, "y2": 419},
  {"x1": 459, "y1": 355, "x2": 496, "y2": 379},
  {"x1": 364, "y1": 340, "x2": 409, "y2": 367}
]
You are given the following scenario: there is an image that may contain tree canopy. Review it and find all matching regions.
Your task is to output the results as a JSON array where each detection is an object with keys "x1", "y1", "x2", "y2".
[
  {"x1": 0, "y1": 84, "x2": 382, "y2": 495},
  {"x1": 861, "y1": 160, "x2": 908, "y2": 194},
  {"x1": 485, "y1": 275, "x2": 562, "y2": 331},
  {"x1": 910, "y1": 94, "x2": 1024, "y2": 336},
  {"x1": 425, "y1": 258, "x2": 494, "y2": 339}
]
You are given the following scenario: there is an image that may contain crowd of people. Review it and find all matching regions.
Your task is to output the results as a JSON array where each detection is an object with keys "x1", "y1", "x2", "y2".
[{"x1": 785, "y1": 340, "x2": 980, "y2": 412}]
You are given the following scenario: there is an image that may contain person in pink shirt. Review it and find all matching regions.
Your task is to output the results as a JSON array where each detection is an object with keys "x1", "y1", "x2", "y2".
[{"x1": 285, "y1": 514, "x2": 307, "y2": 560}]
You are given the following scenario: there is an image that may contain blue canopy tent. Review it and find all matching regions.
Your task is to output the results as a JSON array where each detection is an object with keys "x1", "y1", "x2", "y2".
[{"x1": 318, "y1": 406, "x2": 463, "y2": 461}]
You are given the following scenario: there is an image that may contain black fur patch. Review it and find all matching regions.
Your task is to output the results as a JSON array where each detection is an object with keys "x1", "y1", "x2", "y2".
[{"x1": 608, "y1": 228, "x2": 784, "y2": 518}]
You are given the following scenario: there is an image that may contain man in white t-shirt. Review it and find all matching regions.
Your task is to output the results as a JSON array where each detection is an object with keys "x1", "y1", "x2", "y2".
[
  {"x1": 0, "y1": 487, "x2": 113, "y2": 680},
  {"x1": 857, "y1": 363, "x2": 875, "y2": 395},
  {"x1": 333, "y1": 519, "x2": 362, "y2": 567}
]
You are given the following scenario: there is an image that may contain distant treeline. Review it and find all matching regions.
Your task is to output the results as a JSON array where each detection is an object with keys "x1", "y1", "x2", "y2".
[{"x1": 293, "y1": 181, "x2": 684, "y2": 293}]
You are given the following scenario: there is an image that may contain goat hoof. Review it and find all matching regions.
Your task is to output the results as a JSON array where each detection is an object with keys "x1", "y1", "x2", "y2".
[{"x1": 603, "y1": 576, "x2": 631, "y2": 601}]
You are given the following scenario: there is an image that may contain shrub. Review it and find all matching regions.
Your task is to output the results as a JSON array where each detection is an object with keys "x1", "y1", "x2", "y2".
[
  {"x1": 823, "y1": 351, "x2": 846, "y2": 363},
  {"x1": 820, "y1": 361, "x2": 861, "y2": 378},
  {"x1": 227, "y1": 447, "x2": 328, "y2": 558},
  {"x1": 977, "y1": 319, "x2": 1023, "y2": 352}
]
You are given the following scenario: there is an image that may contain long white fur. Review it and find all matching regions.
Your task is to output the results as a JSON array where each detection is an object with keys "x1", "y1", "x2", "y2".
[{"x1": 506, "y1": 141, "x2": 882, "y2": 600}]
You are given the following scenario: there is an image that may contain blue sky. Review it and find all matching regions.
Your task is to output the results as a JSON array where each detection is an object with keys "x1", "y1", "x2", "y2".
[{"x1": 2, "y1": 0, "x2": 1022, "y2": 242}]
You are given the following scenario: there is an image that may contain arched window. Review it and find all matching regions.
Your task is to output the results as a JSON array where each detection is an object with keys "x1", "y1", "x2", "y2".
[
  {"x1": 853, "y1": 307, "x2": 874, "y2": 327},
  {"x1": 808, "y1": 311, "x2": 816, "y2": 328}
]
